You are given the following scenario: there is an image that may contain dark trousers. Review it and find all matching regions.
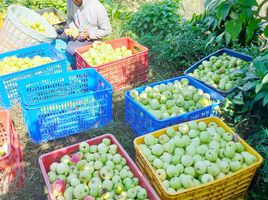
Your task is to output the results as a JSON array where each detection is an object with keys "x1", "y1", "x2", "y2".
[{"x1": 66, "y1": 39, "x2": 93, "y2": 56}]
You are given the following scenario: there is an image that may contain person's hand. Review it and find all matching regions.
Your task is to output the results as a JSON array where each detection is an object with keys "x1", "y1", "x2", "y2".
[{"x1": 79, "y1": 30, "x2": 90, "y2": 39}]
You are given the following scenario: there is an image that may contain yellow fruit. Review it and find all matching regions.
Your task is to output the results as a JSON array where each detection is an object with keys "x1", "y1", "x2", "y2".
[
  {"x1": 81, "y1": 42, "x2": 133, "y2": 66},
  {"x1": 20, "y1": 19, "x2": 46, "y2": 33},
  {"x1": 64, "y1": 27, "x2": 79, "y2": 39},
  {"x1": 42, "y1": 12, "x2": 61, "y2": 25},
  {"x1": 0, "y1": 56, "x2": 53, "y2": 76}
]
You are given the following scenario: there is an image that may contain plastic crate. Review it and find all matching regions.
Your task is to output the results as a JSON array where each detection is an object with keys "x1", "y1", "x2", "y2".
[
  {"x1": 0, "y1": 43, "x2": 67, "y2": 109},
  {"x1": 184, "y1": 48, "x2": 252, "y2": 96},
  {"x1": 36, "y1": 7, "x2": 66, "y2": 27},
  {"x1": 39, "y1": 134, "x2": 160, "y2": 200},
  {"x1": 75, "y1": 37, "x2": 148, "y2": 91},
  {"x1": 125, "y1": 76, "x2": 225, "y2": 136},
  {"x1": 52, "y1": 39, "x2": 76, "y2": 67},
  {"x1": 134, "y1": 117, "x2": 263, "y2": 200},
  {"x1": 18, "y1": 69, "x2": 112, "y2": 143},
  {"x1": 0, "y1": 110, "x2": 25, "y2": 195}
]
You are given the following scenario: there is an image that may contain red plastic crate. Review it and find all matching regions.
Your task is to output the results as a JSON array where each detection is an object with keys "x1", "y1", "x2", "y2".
[
  {"x1": 39, "y1": 134, "x2": 160, "y2": 200},
  {"x1": 0, "y1": 110, "x2": 13, "y2": 165},
  {"x1": 75, "y1": 37, "x2": 149, "y2": 91},
  {"x1": 0, "y1": 110, "x2": 25, "y2": 195}
]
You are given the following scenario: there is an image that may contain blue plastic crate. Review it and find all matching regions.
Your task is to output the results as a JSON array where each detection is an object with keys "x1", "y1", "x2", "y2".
[
  {"x1": 125, "y1": 76, "x2": 225, "y2": 137},
  {"x1": 184, "y1": 48, "x2": 253, "y2": 96},
  {"x1": 0, "y1": 43, "x2": 67, "y2": 108},
  {"x1": 18, "y1": 68, "x2": 113, "y2": 143},
  {"x1": 52, "y1": 39, "x2": 76, "y2": 67}
]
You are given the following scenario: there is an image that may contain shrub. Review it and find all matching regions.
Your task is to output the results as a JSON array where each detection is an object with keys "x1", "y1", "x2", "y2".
[
  {"x1": 127, "y1": 0, "x2": 182, "y2": 38},
  {"x1": 138, "y1": 24, "x2": 219, "y2": 73},
  {"x1": 192, "y1": 0, "x2": 267, "y2": 47},
  {"x1": 246, "y1": 128, "x2": 268, "y2": 200}
]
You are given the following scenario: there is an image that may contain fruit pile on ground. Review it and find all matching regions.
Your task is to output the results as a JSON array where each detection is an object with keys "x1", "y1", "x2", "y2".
[
  {"x1": 188, "y1": 53, "x2": 249, "y2": 91},
  {"x1": 0, "y1": 56, "x2": 52, "y2": 76},
  {"x1": 139, "y1": 120, "x2": 257, "y2": 193},
  {"x1": 129, "y1": 78, "x2": 213, "y2": 120},
  {"x1": 0, "y1": 142, "x2": 8, "y2": 157},
  {"x1": 48, "y1": 138, "x2": 149, "y2": 200},
  {"x1": 42, "y1": 12, "x2": 62, "y2": 25},
  {"x1": 82, "y1": 42, "x2": 132, "y2": 66},
  {"x1": 20, "y1": 19, "x2": 46, "y2": 33}
]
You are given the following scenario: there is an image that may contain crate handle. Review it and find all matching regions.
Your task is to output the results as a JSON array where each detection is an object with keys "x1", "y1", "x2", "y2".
[{"x1": 132, "y1": 41, "x2": 147, "y2": 53}]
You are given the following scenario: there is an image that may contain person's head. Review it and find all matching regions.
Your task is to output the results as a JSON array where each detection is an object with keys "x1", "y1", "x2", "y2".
[{"x1": 72, "y1": 0, "x2": 82, "y2": 6}]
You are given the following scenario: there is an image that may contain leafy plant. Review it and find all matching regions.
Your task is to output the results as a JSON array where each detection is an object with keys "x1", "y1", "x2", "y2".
[
  {"x1": 138, "y1": 24, "x2": 219, "y2": 73},
  {"x1": 221, "y1": 53, "x2": 268, "y2": 126},
  {"x1": 100, "y1": 0, "x2": 133, "y2": 40},
  {"x1": 127, "y1": 0, "x2": 182, "y2": 38},
  {"x1": 2, "y1": 0, "x2": 67, "y2": 13},
  {"x1": 193, "y1": 0, "x2": 266, "y2": 47},
  {"x1": 245, "y1": 128, "x2": 268, "y2": 200}
]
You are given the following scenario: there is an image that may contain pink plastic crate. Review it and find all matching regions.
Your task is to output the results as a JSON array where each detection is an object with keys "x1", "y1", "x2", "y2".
[{"x1": 39, "y1": 134, "x2": 160, "y2": 200}]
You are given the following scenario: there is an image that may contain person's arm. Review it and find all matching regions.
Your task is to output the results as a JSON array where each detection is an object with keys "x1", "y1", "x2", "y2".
[
  {"x1": 67, "y1": 0, "x2": 74, "y2": 25},
  {"x1": 88, "y1": 6, "x2": 112, "y2": 39}
]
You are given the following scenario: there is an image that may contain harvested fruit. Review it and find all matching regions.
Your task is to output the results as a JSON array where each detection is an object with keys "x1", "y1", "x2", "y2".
[
  {"x1": 138, "y1": 120, "x2": 258, "y2": 193},
  {"x1": 42, "y1": 12, "x2": 61, "y2": 25},
  {"x1": 0, "y1": 143, "x2": 8, "y2": 157},
  {"x1": 0, "y1": 56, "x2": 52, "y2": 76},
  {"x1": 20, "y1": 19, "x2": 46, "y2": 33},
  {"x1": 47, "y1": 138, "x2": 149, "y2": 200},
  {"x1": 129, "y1": 78, "x2": 214, "y2": 120},
  {"x1": 64, "y1": 27, "x2": 80, "y2": 39},
  {"x1": 82, "y1": 41, "x2": 132, "y2": 66},
  {"x1": 188, "y1": 53, "x2": 250, "y2": 91}
]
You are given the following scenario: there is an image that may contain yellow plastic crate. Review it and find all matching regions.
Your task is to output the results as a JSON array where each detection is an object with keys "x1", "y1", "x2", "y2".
[{"x1": 134, "y1": 117, "x2": 263, "y2": 200}]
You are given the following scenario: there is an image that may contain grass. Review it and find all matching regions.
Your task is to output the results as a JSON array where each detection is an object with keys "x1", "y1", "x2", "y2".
[{"x1": 0, "y1": 60, "x2": 182, "y2": 200}]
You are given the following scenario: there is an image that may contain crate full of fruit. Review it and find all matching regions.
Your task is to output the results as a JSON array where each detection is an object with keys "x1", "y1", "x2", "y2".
[
  {"x1": 0, "y1": 110, "x2": 25, "y2": 195},
  {"x1": 39, "y1": 134, "x2": 160, "y2": 200},
  {"x1": 134, "y1": 117, "x2": 263, "y2": 200},
  {"x1": 184, "y1": 48, "x2": 252, "y2": 96},
  {"x1": 75, "y1": 37, "x2": 148, "y2": 91},
  {"x1": 37, "y1": 7, "x2": 66, "y2": 28},
  {"x1": 18, "y1": 69, "x2": 112, "y2": 143},
  {"x1": 0, "y1": 43, "x2": 67, "y2": 108},
  {"x1": 125, "y1": 76, "x2": 225, "y2": 136}
]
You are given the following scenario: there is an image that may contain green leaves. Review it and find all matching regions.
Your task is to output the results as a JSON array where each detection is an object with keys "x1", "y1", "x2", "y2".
[
  {"x1": 262, "y1": 73, "x2": 268, "y2": 84},
  {"x1": 237, "y1": 0, "x2": 258, "y2": 7},
  {"x1": 246, "y1": 19, "x2": 261, "y2": 44},
  {"x1": 217, "y1": 2, "x2": 231, "y2": 20},
  {"x1": 127, "y1": 0, "x2": 181, "y2": 38},
  {"x1": 265, "y1": 26, "x2": 268, "y2": 37},
  {"x1": 193, "y1": 0, "x2": 263, "y2": 47},
  {"x1": 225, "y1": 20, "x2": 242, "y2": 44}
]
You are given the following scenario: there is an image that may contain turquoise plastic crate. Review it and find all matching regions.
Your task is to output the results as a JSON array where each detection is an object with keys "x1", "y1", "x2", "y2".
[
  {"x1": 18, "y1": 69, "x2": 113, "y2": 143},
  {"x1": 0, "y1": 43, "x2": 67, "y2": 108},
  {"x1": 125, "y1": 76, "x2": 225, "y2": 136},
  {"x1": 52, "y1": 39, "x2": 75, "y2": 67}
]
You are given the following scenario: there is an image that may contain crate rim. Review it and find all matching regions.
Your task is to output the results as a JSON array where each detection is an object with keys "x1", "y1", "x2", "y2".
[
  {"x1": 75, "y1": 37, "x2": 149, "y2": 68},
  {"x1": 18, "y1": 68, "x2": 113, "y2": 108},
  {"x1": 134, "y1": 116, "x2": 264, "y2": 197},
  {"x1": 125, "y1": 75, "x2": 225, "y2": 122},
  {"x1": 0, "y1": 43, "x2": 66, "y2": 80},
  {"x1": 184, "y1": 48, "x2": 253, "y2": 95},
  {"x1": 39, "y1": 133, "x2": 160, "y2": 200}
]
